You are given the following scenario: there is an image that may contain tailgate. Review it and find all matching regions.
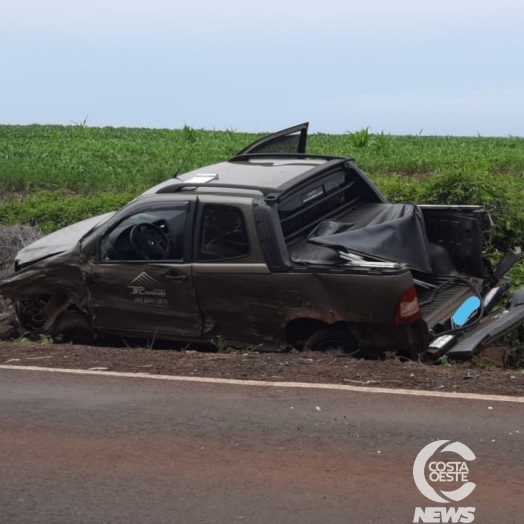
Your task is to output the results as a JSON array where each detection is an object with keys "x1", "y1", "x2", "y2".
[{"x1": 418, "y1": 277, "x2": 479, "y2": 330}]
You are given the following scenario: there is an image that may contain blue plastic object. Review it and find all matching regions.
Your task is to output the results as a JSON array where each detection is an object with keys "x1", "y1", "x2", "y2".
[{"x1": 452, "y1": 296, "x2": 481, "y2": 327}]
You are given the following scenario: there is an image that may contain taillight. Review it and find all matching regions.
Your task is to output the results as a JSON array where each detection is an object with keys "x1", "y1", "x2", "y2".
[{"x1": 395, "y1": 285, "x2": 421, "y2": 325}]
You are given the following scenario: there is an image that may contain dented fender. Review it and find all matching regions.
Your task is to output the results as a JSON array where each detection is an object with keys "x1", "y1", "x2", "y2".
[{"x1": 0, "y1": 250, "x2": 91, "y2": 331}]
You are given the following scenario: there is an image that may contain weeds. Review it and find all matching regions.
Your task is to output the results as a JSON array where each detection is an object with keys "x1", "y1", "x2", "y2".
[
  {"x1": 348, "y1": 127, "x2": 372, "y2": 148},
  {"x1": 439, "y1": 355, "x2": 455, "y2": 367},
  {"x1": 182, "y1": 124, "x2": 198, "y2": 144},
  {"x1": 144, "y1": 332, "x2": 158, "y2": 350},
  {"x1": 502, "y1": 334, "x2": 524, "y2": 369},
  {"x1": 212, "y1": 336, "x2": 240, "y2": 353},
  {"x1": 13, "y1": 336, "x2": 32, "y2": 344},
  {"x1": 373, "y1": 131, "x2": 393, "y2": 152},
  {"x1": 0, "y1": 191, "x2": 131, "y2": 234},
  {"x1": 471, "y1": 356, "x2": 498, "y2": 370},
  {"x1": 12, "y1": 334, "x2": 53, "y2": 345},
  {"x1": 38, "y1": 334, "x2": 54, "y2": 344},
  {"x1": 71, "y1": 115, "x2": 89, "y2": 128}
]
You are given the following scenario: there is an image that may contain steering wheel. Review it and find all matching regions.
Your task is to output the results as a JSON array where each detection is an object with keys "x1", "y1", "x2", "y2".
[{"x1": 129, "y1": 223, "x2": 171, "y2": 260}]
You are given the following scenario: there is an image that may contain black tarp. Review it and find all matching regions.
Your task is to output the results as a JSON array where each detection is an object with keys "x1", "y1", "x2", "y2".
[{"x1": 307, "y1": 203, "x2": 433, "y2": 272}]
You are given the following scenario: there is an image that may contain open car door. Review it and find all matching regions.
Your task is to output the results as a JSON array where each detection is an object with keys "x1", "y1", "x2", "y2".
[{"x1": 234, "y1": 122, "x2": 309, "y2": 156}]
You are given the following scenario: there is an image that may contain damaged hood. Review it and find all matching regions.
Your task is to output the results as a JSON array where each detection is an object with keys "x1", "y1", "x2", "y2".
[{"x1": 16, "y1": 212, "x2": 115, "y2": 267}]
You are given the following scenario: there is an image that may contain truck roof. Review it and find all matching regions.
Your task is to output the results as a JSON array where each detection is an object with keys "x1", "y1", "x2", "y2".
[{"x1": 143, "y1": 155, "x2": 349, "y2": 200}]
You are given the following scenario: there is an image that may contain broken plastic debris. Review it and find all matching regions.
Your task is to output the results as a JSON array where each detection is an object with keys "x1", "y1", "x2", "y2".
[
  {"x1": 315, "y1": 406, "x2": 322, "y2": 412},
  {"x1": 88, "y1": 367, "x2": 108, "y2": 371}
]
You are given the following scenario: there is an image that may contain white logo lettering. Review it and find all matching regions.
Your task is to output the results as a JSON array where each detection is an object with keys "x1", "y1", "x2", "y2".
[
  {"x1": 413, "y1": 441, "x2": 476, "y2": 522},
  {"x1": 413, "y1": 507, "x2": 475, "y2": 523},
  {"x1": 129, "y1": 285, "x2": 166, "y2": 297},
  {"x1": 413, "y1": 441, "x2": 476, "y2": 503}
]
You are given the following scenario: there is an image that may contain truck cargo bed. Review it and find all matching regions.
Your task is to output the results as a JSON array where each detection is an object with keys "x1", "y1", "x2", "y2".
[{"x1": 417, "y1": 276, "x2": 479, "y2": 331}]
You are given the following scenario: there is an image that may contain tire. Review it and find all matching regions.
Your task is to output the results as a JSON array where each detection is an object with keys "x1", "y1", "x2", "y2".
[
  {"x1": 303, "y1": 328, "x2": 360, "y2": 355},
  {"x1": 50, "y1": 311, "x2": 94, "y2": 345},
  {"x1": 15, "y1": 297, "x2": 49, "y2": 332}
]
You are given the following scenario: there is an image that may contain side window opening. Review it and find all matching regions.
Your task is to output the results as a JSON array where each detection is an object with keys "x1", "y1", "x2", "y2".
[
  {"x1": 245, "y1": 133, "x2": 303, "y2": 154},
  {"x1": 100, "y1": 204, "x2": 188, "y2": 262},
  {"x1": 198, "y1": 205, "x2": 250, "y2": 261}
]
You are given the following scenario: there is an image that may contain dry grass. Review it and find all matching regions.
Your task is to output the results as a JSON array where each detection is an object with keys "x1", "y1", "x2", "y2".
[{"x1": 0, "y1": 225, "x2": 41, "y2": 313}]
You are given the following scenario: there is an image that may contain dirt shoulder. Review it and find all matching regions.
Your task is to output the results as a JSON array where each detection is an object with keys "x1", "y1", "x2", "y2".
[{"x1": 1, "y1": 341, "x2": 523, "y2": 397}]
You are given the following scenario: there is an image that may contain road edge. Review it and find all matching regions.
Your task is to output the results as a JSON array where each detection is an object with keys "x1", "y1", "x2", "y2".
[{"x1": 1, "y1": 364, "x2": 524, "y2": 403}]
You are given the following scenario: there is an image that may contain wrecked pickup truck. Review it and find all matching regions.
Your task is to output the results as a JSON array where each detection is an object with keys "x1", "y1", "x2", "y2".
[{"x1": 1, "y1": 122, "x2": 524, "y2": 359}]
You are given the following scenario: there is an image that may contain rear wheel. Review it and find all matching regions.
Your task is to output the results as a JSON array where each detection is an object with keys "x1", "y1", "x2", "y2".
[{"x1": 303, "y1": 327, "x2": 360, "y2": 355}]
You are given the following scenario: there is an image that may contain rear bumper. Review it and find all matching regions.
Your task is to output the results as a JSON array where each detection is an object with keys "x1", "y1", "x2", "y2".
[
  {"x1": 430, "y1": 288, "x2": 524, "y2": 359},
  {"x1": 351, "y1": 318, "x2": 429, "y2": 357}
]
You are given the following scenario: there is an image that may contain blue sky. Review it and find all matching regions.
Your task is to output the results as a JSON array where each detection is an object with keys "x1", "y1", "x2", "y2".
[{"x1": 2, "y1": 0, "x2": 524, "y2": 135}]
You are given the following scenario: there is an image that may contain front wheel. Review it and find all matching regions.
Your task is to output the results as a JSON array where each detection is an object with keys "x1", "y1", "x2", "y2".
[
  {"x1": 50, "y1": 310, "x2": 94, "y2": 345},
  {"x1": 303, "y1": 328, "x2": 360, "y2": 355},
  {"x1": 15, "y1": 296, "x2": 50, "y2": 332}
]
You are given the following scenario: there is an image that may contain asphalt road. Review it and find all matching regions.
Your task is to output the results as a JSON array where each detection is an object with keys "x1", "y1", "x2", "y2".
[{"x1": 1, "y1": 368, "x2": 523, "y2": 524}]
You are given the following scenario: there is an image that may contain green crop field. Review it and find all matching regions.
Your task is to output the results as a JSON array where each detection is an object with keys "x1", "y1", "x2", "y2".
[
  {"x1": 2, "y1": 124, "x2": 524, "y2": 195},
  {"x1": 1, "y1": 124, "x2": 524, "y2": 256}
]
